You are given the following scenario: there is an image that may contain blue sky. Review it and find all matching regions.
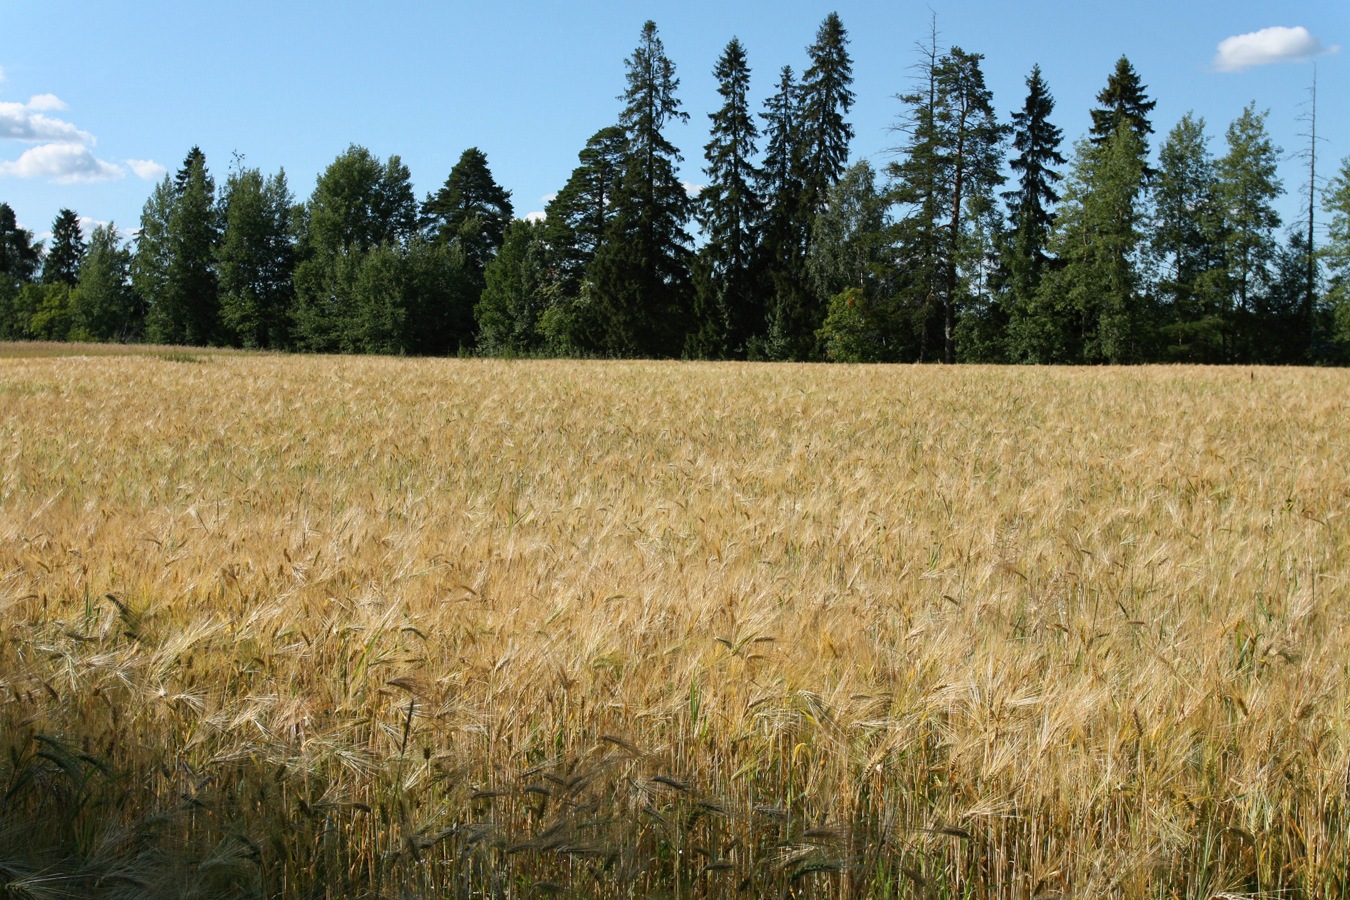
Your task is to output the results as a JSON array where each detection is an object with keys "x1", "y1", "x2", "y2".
[{"x1": 1, "y1": 0, "x2": 1346, "y2": 245}]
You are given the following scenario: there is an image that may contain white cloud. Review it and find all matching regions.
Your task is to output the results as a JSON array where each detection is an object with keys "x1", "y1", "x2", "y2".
[
  {"x1": 0, "y1": 97, "x2": 91, "y2": 143},
  {"x1": 683, "y1": 181, "x2": 706, "y2": 197},
  {"x1": 1213, "y1": 26, "x2": 1338, "y2": 72},
  {"x1": 524, "y1": 210, "x2": 547, "y2": 222},
  {"x1": 0, "y1": 143, "x2": 124, "y2": 183},
  {"x1": 26, "y1": 93, "x2": 67, "y2": 112},
  {"x1": 541, "y1": 192, "x2": 557, "y2": 203},
  {"x1": 126, "y1": 158, "x2": 167, "y2": 181},
  {"x1": 0, "y1": 89, "x2": 148, "y2": 185}
]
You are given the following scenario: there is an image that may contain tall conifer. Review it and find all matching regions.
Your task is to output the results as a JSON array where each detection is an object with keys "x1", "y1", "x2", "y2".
[{"x1": 590, "y1": 20, "x2": 693, "y2": 356}]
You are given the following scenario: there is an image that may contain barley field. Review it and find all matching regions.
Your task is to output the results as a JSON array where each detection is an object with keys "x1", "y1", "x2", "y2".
[{"x1": 1, "y1": 345, "x2": 1348, "y2": 898}]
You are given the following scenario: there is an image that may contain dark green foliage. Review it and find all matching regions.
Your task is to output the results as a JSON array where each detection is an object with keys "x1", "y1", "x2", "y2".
[
  {"x1": 291, "y1": 145, "x2": 419, "y2": 351},
  {"x1": 1002, "y1": 66, "x2": 1065, "y2": 345},
  {"x1": 41, "y1": 208, "x2": 84, "y2": 286},
  {"x1": 1089, "y1": 56, "x2": 1156, "y2": 154},
  {"x1": 1253, "y1": 229, "x2": 1318, "y2": 364},
  {"x1": 1152, "y1": 114, "x2": 1227, "y2": 362},
  {"x1": 217, "y1": 167, "x2": 296, "y2": 349},
  {"x1": 798, "y1": 13, "x2": 855, "y2": 216},
  {"x1": 423, "y1": 147, "x2": 514, "y2": 282},
  {"x1": 756, "y1": 65, "x2": 814, "y2": 360},
  {"x1": 69, "y1": 223, "x2": 139, "y2": 341},
  {"x1": 477, "y1": 218, "x2": 551, "y2": 355},
  {"x1": 1216, "y1": 104, "x2": 1282, "y2": 359},
  {"x1": 889, "y1": 41, "x2": 1007, "y2": 363},
  {"x1": 590, "y1": 20, "x2": 693, "y2": 357},
  {"x1": 0, "y1": 201, "x2": 41, "y2": 283},
  {"x1": 135, "y1": 149, "x2": 221, "y2": 346},
  {"x1": 1031, "y1": 127, "x2": 1151, "y2": 363},
  {"x1": 690, "y1": 37, "x2": 763, "y2": 358}
]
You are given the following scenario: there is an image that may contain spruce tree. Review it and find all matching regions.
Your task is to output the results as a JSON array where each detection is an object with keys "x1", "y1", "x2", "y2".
[
  {"x1": 692, "y1": 37, "x2": 762, "y2": 358},
  {"x1": 136, "y1": 149, "x2": 221, "y2": 345},
  {"x1": 41, "y1": 209, "x2": 85, "y2": 286},
  {"x1": 1033, "y1": 127, "x2": 1150, "y2": 363},
  {"x1": 291, "y1": 146, "x2": 419, "y2": 351},
  {"x1": 755, "y1": 65, "x2": 813, "y2": 359},
  {"x1": 1089, "y1": 56, "x2": 1156, "y2": 179},
  {"x1": 1090, "y1": 56, "x2": 1156, "y2": 149},
  {"x1": 590, "y1": 20, "x2": 693, "y2": 357},
  {"x1": 1003, "y1": 66, "x2": 1065, "y2": 349},
  {"x1": 798, "y1": 12, "x2": 855, "y2": 216}
]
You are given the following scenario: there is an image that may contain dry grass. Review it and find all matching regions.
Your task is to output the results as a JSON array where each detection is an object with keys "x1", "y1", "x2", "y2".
[{"x1": 1, "y1": 348, "x2": 1347, "y2": 898}]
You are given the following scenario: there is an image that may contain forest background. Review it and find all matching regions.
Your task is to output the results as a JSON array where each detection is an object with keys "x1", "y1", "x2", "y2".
[{"x1": 2, "y1": 4, "x2": 1349, "y2": 364}]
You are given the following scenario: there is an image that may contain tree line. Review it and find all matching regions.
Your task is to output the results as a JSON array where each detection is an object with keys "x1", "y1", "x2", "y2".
[{"x1": 4, "y1": 15, "x2": 1350, "y2": 363}]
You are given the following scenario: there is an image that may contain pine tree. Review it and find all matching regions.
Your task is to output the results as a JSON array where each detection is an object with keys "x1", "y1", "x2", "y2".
[
  {"x1": 1002, "y1": 65, "x2": 1065, "y2": 349},
  {"x1": 544, "y1": 126, "x2": 626, "y2": 301},
  {"x1": 590, "y1": 20, "x2": 693, "y2": 357},
  {"x1": 423, "y1": 147, "x2": 514, "y2": 281},
  {"x1": 890, "y1": 42, "x2": 1007, "y2": 363},
  {"x1": 691, "y1": 37, "x2": 762, "y2": 358},
  {"x1": 41, "y1": 209, "x2": 84, "y2": 286},
  {"x1": 887, "y1": 27, "x2": 945, "y2": 361},
  {"x1": 217, "y1": 167, "x2": 296, "y2": 349}
]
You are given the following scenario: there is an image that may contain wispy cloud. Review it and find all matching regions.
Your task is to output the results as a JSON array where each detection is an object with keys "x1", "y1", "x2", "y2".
[
  {"x1": 0, "y1": 143, "x2": 123, "y2": 183},
  {"x1": 126, "y1": 158, "x2": 167, "y2": 181},
  {"x1": 1213, "y1": 26, "x2": 1338, "y2": 72}
]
